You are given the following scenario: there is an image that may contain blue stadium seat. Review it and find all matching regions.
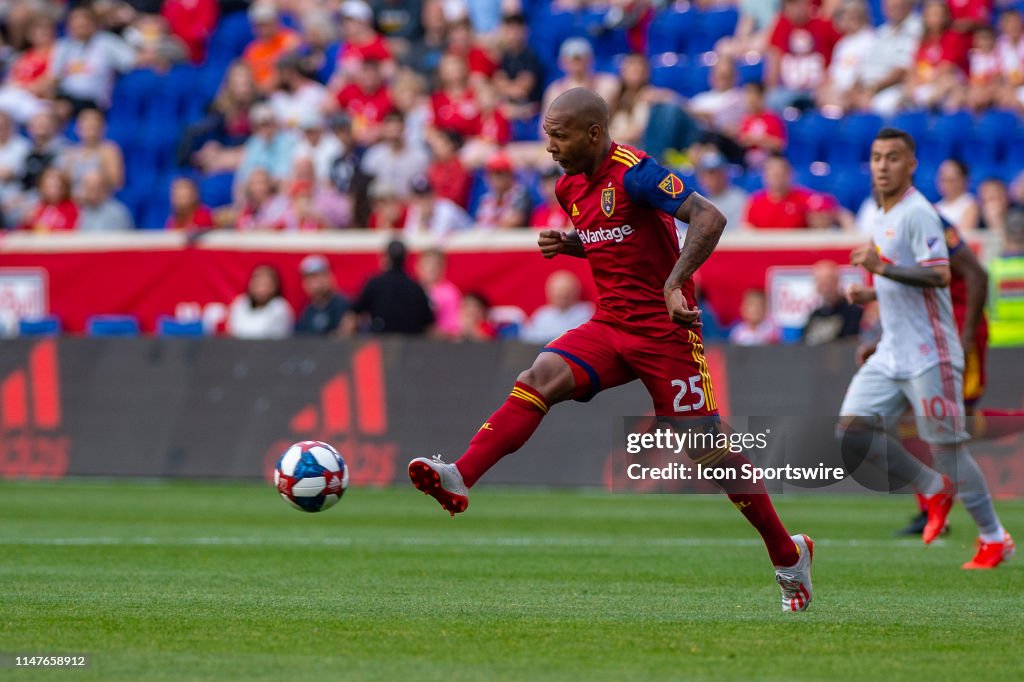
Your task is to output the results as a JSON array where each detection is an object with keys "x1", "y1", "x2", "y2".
[
  {"x1": 736, "y1": 59, "x2": 764, "y2": 85},
  {"x1": 967, "y1": 109, "x2": 1018, "y2": 166},
  {"x1": 914, "y1": 162, "x2": 942, "y2": 202},
  {"x1": 786, "y1": 112, "x2": 838, "y2": 165},
  {"x1": 887, "y1": 110, "x2": 929, "y2": 144},
  {"x1": 18, "y1": 316, "x2": 61, "y2": 336},
  {"x1": 827, "y1": 113, "x2": 884, "y2": 165},
  {"x1": 829, "y1": 167, "x2": 871, "y2": 211},
  {"x1": 198, "y1": 172, "x2": 235, "y2": 208},
  {"x1": 924, "y1": 112, "x2": 971, "y2": 165},
  {"x1": 529, "y1": 7, "x2": 579, "y2": 75},
  {"x1": 650, "y1": 57, "x2": 689, "y2": 96},
  {"x1": 968, "y1": 162, "x2": 1001, "y2": 192},
  {"x1": 690, "y1": 7, "x2": 739, "y2": 56},
  {"x1": 646, "y1": 8, "x2": 693, "y2": 56},
  {"x1": 735, "y1": 171, "x2": 763, "y2": 194},
  {"x1": 584, "y1": 9, "x2": 631, "y2": 70},
  {"x1": 87, "y1": 315, "x2": 140, "y2": 337},
  {"x1": 511, "y1": 114, "x2": 541, "y2": 142},
  {"x1": 157, "y1": 316, "x2": 205, "y2": 337},
  {"x1": 207, "y1": 11, "x2": 254, "y2": 64}
]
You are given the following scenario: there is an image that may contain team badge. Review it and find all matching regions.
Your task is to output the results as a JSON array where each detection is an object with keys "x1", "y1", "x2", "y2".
[
  {"x1": 601, "y1": 188, "x2": 615, "y2": 217},
  {"x1": 571, "y1": 203, "x2": 580, "y2": 217},
  {"x1": 658, "y1": 173, "x2": 685, "y2": 198}
]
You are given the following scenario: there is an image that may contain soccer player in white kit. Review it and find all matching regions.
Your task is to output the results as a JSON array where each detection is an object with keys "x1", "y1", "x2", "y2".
[{"x1": 839, "y1": 128, "x2": 1014, "y2": 569}]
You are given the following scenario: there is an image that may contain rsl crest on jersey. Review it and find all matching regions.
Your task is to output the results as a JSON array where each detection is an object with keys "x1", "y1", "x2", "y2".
[
  {"x1": 601, "y1": 186, "x2": 615, "y2": 217},
  {"x1": 658, "y1": 173, "x2": 686, "y2": 198}
]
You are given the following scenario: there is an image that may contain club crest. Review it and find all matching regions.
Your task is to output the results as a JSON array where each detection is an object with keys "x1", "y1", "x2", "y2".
[
  {"x1": 601, "y1": 188, "x2": 615, "y2": 217},
  {"x1": 658, "y1": 173, "x2": 685, "y2": 198}
]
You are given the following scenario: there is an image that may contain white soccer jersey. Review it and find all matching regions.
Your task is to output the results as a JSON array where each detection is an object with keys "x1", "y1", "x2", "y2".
[{"x1": 866, "y1": 187, "x2": 963, "y2": 379}]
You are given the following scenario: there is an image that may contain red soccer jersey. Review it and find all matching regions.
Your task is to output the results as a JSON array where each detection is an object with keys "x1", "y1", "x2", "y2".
[
  {"x1": 336, "y1": 83, "x2": 393, "y2": 125},
  {"x1": 943, "y1": 218, "x2": 988, "y2": 338},
  {"x1": 555, "y1": 142, "x2": 695, "y2": 336},
  {"x1": 769, "y1": 15, "x2": 840, "y2": 90},
  {"x1": 744, "y1": 187, "x2": 814, "y2": 229}
]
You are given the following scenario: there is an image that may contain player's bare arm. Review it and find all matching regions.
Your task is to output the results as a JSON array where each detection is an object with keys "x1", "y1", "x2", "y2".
[
  {"x1": 845, "y1": 283, "x2": 877, "y2": 305},
  {"x1": 662, "y1": 193, "x2": 726, "y2": 326},
  {"x1": 538, "y1": 229, "x2": 585, "y2": 259},
  {"x1": 850, "y1": 244, "x2": 951, "y2": 288},
  {"x1": 950, "y1": 244, "x2": 988, "y2": 348}
]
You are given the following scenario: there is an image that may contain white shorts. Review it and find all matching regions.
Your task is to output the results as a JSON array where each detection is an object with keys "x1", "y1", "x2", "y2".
[{"x1": 839, "y1": 359, "x2": 969, "y2": 445}]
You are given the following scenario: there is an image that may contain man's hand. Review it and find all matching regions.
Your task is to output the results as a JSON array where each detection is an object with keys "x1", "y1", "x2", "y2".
[
  {"x1": 664, "y1": 286, "x2": 702, "y2": 326},
  {"x1": 855, "y1": 341, "x2": 878, "y2": 366},
  {"x1": 538, "y1": 230, "x2": 566, "y2": 259},
  {"x1": 850, "y1": 243, "x2": 883, "y2": 274},
  {"x1": 846, "y1": 283, "x2": 877, "y2": 305}
]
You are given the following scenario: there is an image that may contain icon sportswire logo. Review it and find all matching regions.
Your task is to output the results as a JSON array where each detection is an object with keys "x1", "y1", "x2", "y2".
[
  {"x1": 264, "y1": 342, "x2": 397, "y2": 486},
  {"x1": 0, "y1": 339, "x2": 69, "y2": 479}
]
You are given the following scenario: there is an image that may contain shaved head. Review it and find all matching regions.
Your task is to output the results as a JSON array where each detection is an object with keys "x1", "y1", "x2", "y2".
[{"x1": 543, "y1": 88, "x2": 612, "y2": 176}]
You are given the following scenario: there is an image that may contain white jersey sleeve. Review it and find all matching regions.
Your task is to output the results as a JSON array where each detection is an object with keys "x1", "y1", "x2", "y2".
[{"x1": 906, "y1": 205, "x2": 949, "y2": 267}]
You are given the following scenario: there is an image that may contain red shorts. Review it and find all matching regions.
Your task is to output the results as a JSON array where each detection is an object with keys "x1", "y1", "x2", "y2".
[
  {"x1": 542, "y1": 320, "x2": 719, "y2": 417},
  {"x1": 963, "y1": 322, "x2": 988, "y2": 408}
]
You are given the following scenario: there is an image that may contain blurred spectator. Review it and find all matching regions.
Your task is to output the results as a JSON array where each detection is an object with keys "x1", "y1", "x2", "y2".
[
  {"x1": 729, "y1": 289, "x2": 780, "y2": 345},
  {"x1": 236, "y1": 103, "x2": 296, "y2": 187},
  {"x1": 464, "y1": 0, "x2": 503, "y2": 36},
  {"x1": 936, "y1": 158, "x2": 978, "y2": 232},
  {"x1": 848, "y1": 0, "x2": 921, "y2": 116},
  {"x1": 695, "y1": 152, "x2": 748, "y2": 230},
  {"x1": 431, "y1": 54, "x2": 483, "y2": 139},
  {"x1": 475, "y1": 153, "x2": 530, "y2": 228},
  {"x1": 294, "y1": 254, "x2": 352, "y2": 336},
  {"x1": 737, "y1": 82, "x2": 787, "y2": 168},
  {"x1": 336, "y1": 0, "x2": 394, "y2": 84},
  {"x1": 59, "y1": 108, "x2": 125, "y2": 193},
  {"x1": 269, "y1": 53, "x2": 329, "y2": 128},
  {"x1": 688, "y1": 58, "x2": 746, "y2": 139},
  {"x1": 520, "y1": 271, "x2": 594, "y2": 344},
  {"x1": 717, "y1": 0, "x2": 781, "y2": 59},
  {"x1": 182, "y1": 62, "x2": 260, "y2": 173},
  {"x1": 455, "y1": 291, "x2": 498, "y2": 341},
  {"x1": 0, "y1": 111, "x2": 30, "y2": 225},
  {"x1": 4, "y1": 0, "x2": 55, "y2": 52},
  {"x1": 426, "y1": 128, "x2": 471, "y2": 208},
  {"x1": 235, "y1": 167, "x2": 289, "y2": 230},
  {"x1": 905, "y1": 0, "x2": 968, "y2": 109},
  {"x1": 0, "y1": 15, "x2": 56, "y2": 123},
  {"x1": 75, "y1": 170, "x2": 134, "y2": 232},
  {"x1": 242, "y1": 3, "x2": 302, "y2": 92},
  {"x1": 20, "y1": 168, "x2": 77, "y2": 232},
  {"x1": 165, "y1": 177, "x2": 214, "y2": 232},
  {"x1": 416, "y1": 247, "x2": 461, "y2": 337},
  {"x1": 371, "y1": 0, "x2": 425, "y2": 46},
  {"x1": 803, "y1": 260, "x2": 863, "y2": 345},
  {"x1": 352, "y1": 239, "x2": 435, "y2": 334},
  {"x1": 389, "y1": 68, "x2": 432, "y2": 150},
  {"x1": 806, "y1": 191, "x2": 855, "y2": 230},
  {"x1": 997, "y1": 10, "x2": 1024, "y2": 104},
  {"x1": 978, "y1": 177, "x2": 1011, "y2": 232},
  {"x1": 530, "y1": 166, "x2": 572, "y2": 230},
  {"x1": 22, "y1": 109, "x2": 65, "y2": 192},
  {"x1": 765, "y1": 0, "x2": 840, "y2": 111},
  {"x1": 403, "y1": 174, "x2": 472, "y2": 236},
  {"x1": 333, "y1": 57, "x2": 393, "y2": 145},
  {"x1": 326, "y1": 113, "x2": 371, "y2": 224},
  {"x1": 281, "y1": 156, "x2": 351, "y2": 229},
  {"x1": 48, "y1": 6, "x2": 136, "y2": 118},
  {"x1": 742, "y1": 154, "x2": 814, "y2": 229},
  {"x1": 227, "y1": 263, "x2": 294, "y2": 339},
  {"x1": 466, "y1": 80, "x2": 511, "y2": 156},
  {"x1": 162, "y1": 0, "x2": 218, "y2": 64},
  {"x1": 296, "y1": 11, "x2": 341, "y2": 84},
  {"x1": 948, "y1": 0, "x2": 992, "y2": 34},
  {"x1": 360, "y1": 110, "x2": 430, "y2": 197},
  {"x1": 367, "y1": 179, "x2": 408, "y2": 228},
  {"x1": 609, "y1": 53, "x2": 677, "y2": 148},
  {"x1": 403, "y1": 0, "x2": 447, "y2": 77},
  {"x1": 125, "y1": 14, "x2": 188, "y2": 73},
  {"x1": 445, "y1": 16, "x2": 497, "y2": 82},
  {"x1": 541, "y1": 38, "x2": 619, "y2": 122},
  {"x1": 494, "y1": 13, "x2": 545, "y2": 122},
  {"x1": 816, "y1": 0, "x2": 876, "y2": 114},
  {"x1": 293, "y1": 110, "x2": 343, "y2": 184},
  {"x1": 957, "y1": 26, "x2": 1002, "y2": 112}
]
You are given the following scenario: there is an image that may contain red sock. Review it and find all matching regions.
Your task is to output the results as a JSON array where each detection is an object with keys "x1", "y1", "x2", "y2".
[
  {"x1": 455, "y1": 382, "x2": 549, "y2": 487},
  {"x1": 973, "y1": 408, "x2": 1024, "y2": 440},
  {"x1": 698, "y1": 450, "x2": 799, "y2": 567}
]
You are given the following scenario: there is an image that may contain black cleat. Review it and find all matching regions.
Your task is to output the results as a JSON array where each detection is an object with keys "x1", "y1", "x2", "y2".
[{"x1": 895, "y1": 510, "x2": 950, "y2": 537}]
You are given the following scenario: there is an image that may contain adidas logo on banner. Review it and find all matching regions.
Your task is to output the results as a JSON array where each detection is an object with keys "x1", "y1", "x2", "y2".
[{"x1": 0, "y1": 339, "x2": 69, "y2": 479}]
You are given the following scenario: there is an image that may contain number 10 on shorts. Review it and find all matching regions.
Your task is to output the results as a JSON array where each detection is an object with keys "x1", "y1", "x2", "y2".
[{"x1": 671, "y1": 375, "x2": 706, "y2": 412}]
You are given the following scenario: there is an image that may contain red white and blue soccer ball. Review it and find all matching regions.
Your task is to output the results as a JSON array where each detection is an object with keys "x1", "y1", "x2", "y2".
[{"x1": 274, "y1": 440, "x2": 349, "y2": 512}]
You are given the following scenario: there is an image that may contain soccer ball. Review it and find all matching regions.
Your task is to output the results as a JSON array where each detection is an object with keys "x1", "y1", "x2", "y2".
[{"x1": 274, "y1": 440, "x2": 349, "y2": 512}]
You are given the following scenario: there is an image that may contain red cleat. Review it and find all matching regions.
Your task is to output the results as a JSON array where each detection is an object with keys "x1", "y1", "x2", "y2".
[
  {"x1": 408, "y1": 455, "x2": 470, "y2": 517},
  {"x1": 922, "y1": 476, "x2": 955, "y2": 545},
  {"x1": 962, "y1": 532, "x2": 1016, "y2": 570}
]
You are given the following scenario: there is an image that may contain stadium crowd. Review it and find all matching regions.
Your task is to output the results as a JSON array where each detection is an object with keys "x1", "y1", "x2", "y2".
[{"x1": 3, "y1": 0, "x2": 1024, "y2": 343}]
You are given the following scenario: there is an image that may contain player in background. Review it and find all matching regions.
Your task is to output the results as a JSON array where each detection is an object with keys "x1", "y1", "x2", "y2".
[
  {"x1": 841, "y1": 127, "x2": 1013, "y2": 569},
  {"x1": 856, "y1": 205, "x2": 1024, "y2": 536},
  {"x1": 408, "y1": 88, "x2": 815, "y2": 612}
]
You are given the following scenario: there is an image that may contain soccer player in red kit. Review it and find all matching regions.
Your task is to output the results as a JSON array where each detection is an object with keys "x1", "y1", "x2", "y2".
[{"x1": 408, "y1": 88, "x2": 814, "y2": 612}]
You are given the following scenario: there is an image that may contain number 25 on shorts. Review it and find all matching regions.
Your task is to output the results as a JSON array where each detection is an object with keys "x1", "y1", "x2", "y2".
[{"x1": 671, "y1": 375, "x2": 706, "y2": 412}]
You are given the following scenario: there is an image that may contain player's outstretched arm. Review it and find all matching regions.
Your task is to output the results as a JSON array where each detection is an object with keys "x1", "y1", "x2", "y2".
[
  {"x1": 850, "y1": 244, "x2": 951, "y2": 288},
  {"x1": 538, "y1": 229, "x2": 586, "y2": 259},
  {"x1": 663, "y1": 193, "x2": 726, "y2": 326}
]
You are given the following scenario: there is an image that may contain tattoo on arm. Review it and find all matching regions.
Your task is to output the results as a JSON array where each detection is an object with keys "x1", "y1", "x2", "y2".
[
  {"x1": 665, "y1": 193, "x2": 727, "y2": 291},
  {"x1": 878, "y1": 263, "x2": 949, "y2": 288}
]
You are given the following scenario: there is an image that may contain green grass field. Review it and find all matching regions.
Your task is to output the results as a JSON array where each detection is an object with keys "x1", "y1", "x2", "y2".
[{"x1": 2, "y1": 481, "x2": 1022, "y2": 681}]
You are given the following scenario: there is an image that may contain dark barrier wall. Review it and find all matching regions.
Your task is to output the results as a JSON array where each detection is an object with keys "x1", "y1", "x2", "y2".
[{"x1": 2, "y1": 338, "x2": 1023, "y2": 493}]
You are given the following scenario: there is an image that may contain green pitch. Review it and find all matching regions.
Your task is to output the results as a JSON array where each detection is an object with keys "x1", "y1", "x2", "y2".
[{"x1": 2, "y1": 481, "x2": 1022, "y2": 681}]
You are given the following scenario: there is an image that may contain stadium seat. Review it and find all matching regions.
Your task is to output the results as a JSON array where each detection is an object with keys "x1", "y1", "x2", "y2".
[
  {"x1": 86, "y1": 315, "x2": 141, "y2": 337},
  {"x1": 528, "y1": 7, "x2": 579, "y2": 75},
  {"x1": 786, "y1": 112, "x2": 838, "y2": 165},
  {"x1": 829, "y1": 167, "x2": 871, "y2": 211},
  {"x1": 207, "y1": 11, "x2": 254, "y2": 63},
  {"x1": 18, "y1": 316, "x2": 61, "y2": 336},
  {"x1": 511, "y1": 114, "x2": 541, "y2": 142},
  {"x1": 198, "y1": 172, "x2": 235, "y2": 208},
  {"x1": 645, "y1": 7, "x2": 693, "y2": 56},
  {"x1": 924, "y1": 112, "x2": 971, "y2": 165},
  {"x1": 156, "y1": 316, "x2": 205, "y2": 337},
  {"x1": 690, "y1": 7, "x2": 739, "y2": 56},
  {"x1": 967, "y1": 109, "x2": 1018, "y2": 166},
  {"x1": 827, "y1": 113, "x2": 884, "y2": 165},
  {"x1": 887, "y1": 110, "x2": 929, "y2": 144},
  {"x1": 736, "y1": 59, "x2": 764, "y2": 85},
  {"x1": 650, "y1": 56, "x2": 689, "y2": 96}
]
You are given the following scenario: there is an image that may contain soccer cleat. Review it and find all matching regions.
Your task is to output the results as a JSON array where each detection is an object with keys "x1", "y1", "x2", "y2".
[
  {"x1": 775, "y1": 534, "x2": 814, "y2": 613},
  {"x1": 408, "y1": 455, "x2": 470, "y2": 516},
  {"x1": 922, "y1": 476, "x2": 955, "y2": 545},
  {"x1": 962, "y1": 532, "x2": 1016, "y2": 570},
  {"x1": 894, "y1": 510, "x2": 951, "y2": 537}
]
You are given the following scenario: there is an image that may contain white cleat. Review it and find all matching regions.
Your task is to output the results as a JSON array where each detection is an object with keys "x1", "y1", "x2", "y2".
[
  {"x1": 408, "y1": 455, "x2": 470, "y2": 516},
  {"x1": 775, "y1": 534, "x2": 814, "y2": 612}
]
